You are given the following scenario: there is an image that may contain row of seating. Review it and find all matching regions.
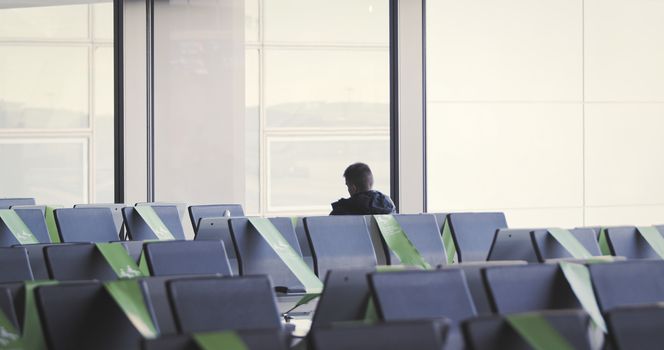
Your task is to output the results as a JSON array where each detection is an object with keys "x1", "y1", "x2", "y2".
[{"x1": 5, "y1": 260, "x2": 664, "y2": 349}]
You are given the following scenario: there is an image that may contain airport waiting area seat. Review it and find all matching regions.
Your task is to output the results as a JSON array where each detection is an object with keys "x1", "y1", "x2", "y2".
[
  {"x1": 588, "y1": 260, "x2": 664, "y2": 312},
  {"x1": 304, "y1": 215, "x2": 377, "y2": 277},
  {"x1": 487, "y1": 228, "x2": 540, "y2": 262},
  {"x1": 482, "y1": 264, "x2": 580, "y2": 313},
  {"x1": 188, "y1": 204, "x2": 245, "y2": 231},
  {"x1": 73, "y1": 203, "x2": 126, "y2": 239},
  {"x1": 44, "y1": 243, "x2": 121, "y2": 281},
  {"x1": 310, "y1": 268, "x2": 375, "y2": 329},
  {"x1": 0, "y1": 206, "x2": 52, "y2": 246},
  {"x1": 193, "y1": 217, "x2": 240, "y2": 275},
  {"x1": 54, "y1": 207, "x2": 120, "y2": 242},
  {"x1": 123, "y1": 205, "x2": 186, "y2": 241},
  {"x1": 606, "y1": 304, "x2": 664, "y2": 350},
  {"x1": 0, "y1": 247, "x2": 33, "y2": 283},
  {"x1": 144, "y1": 240, "x2": 232, "y2": 277},
  {"x1": 448, "y1": 212, "x2": 508, "y2": 262},
  {"x1": 36, "y1": 281, "x2": 145, "y2": 350},
  {"x1": 604, "y1": 226, "x2": 664, "y2": 259},
  {"x1": 229, "y1": 217, "x2": 305, "y2": 293},
  {"x1": 366, "y1": 213, "x2": 447, "y2": 268},
  {"x1": 462, "y1": 310, "x2": 593, "y2": 350},
  {"x1": 531, "y1": 228, "x2": 602, "y2": 262},
  {"x1": 167, "y1": 275, "x2": 282, "y2": 333}
]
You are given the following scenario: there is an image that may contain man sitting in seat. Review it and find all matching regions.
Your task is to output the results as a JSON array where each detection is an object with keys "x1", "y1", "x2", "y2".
[{"x1": 330, "y1": 162, "x2": 396, "y2": 215}]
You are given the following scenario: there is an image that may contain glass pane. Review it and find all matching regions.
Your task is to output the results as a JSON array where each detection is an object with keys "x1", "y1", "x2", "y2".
[
  {"x1": 0, "y1": 139, "x2": 87, "y2": 206},
  {"x1": 93, "y1": 3, "x2": 114, "y2": 41},
  {"x1": 0, "y1": 46, "x2": 89, "y2": 129},
  {"x1": 94, "y1": 46, "x2": 114, "y2": 202},
  {"x1": 245, "y1": 0, "x2": 259, "y2": 42},
  {"x1": 264, "y1": 0, "x2": 388, "y2": 44},
  {"x1": 264, "y1": 49, "x2": 389, "y2": 129},
  {"x1": 245, "y1": 49, "x2": 260, "y2": 214},
  {"x1": 0, "y1": 5, "x2": 89, "y2": 39},
  {"x1": 268, "y1": 137, "x2": 390, "y2": 211}
]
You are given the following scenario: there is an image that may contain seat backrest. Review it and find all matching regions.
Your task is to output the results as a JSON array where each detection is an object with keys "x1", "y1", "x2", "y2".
[
  {"x1": 138, "y1": 276, "x2": 188, "y2": 336},
  {"x1": 312, "y1": 320, "x2": 448, "y2": 350},
  {"x1": 531, "y1": 228, "x2": 602, "y2": 261},
  {"x1": 194, "y1": 217, "x2": 239, "y2": 275},
  {"x1": 54, "y1": 208, "x2": 119, "y2": 242},
  {"x1": 145, "y1": 240, "x2": 232, "y2": 277},
  {"x1": 606, "y1": 226, "x2": 660, "y2": 259},
  {"x1": 13, "y1": 243, "x2": 62, "y2": 280},
  {"x1": 123, "y1": 206, "x2": 186, "y2": 241},
  {"x1": 229, "y1": 217, "x2": 304, "y2": 292},
  {"x1": 74, "y1": 204, "x2": 126, "y2": 238},
  {"x1": 462, "y1": 310, "x2": 592, "y2": 350},
  {"x1": 483, "y1": 264, "x2": 580, "y2": 313},
  {"x1": 304, "y1": 216, "x2": 377, "y2": 277},
  {"x1": 293, "y1": 217, "x2": 315, "y2": 271},
  {"x1": 369, "y1": 269, "x2": 477, "y2": 325},
  {"x1": 142, "y1": 330, "x2": 288, "y2": 350},
  {"x1": 36, "y1": 281, "x2": 143, "y2": 350},
  {"x1": 431, "y1": 213, "x2": 449, "y2": 234},
  {"x1": 589, "y1": 260, "x2": 664, "y2": 312},
  {"x1": 487, "y1": 229, "x2": 539, "y2": 262},
  {"x1": 44, "y1": 243, "x2": 118, "y2": 281},
  {"x1": 167, "y1": 276, "x2": 281, "y2": 333},
  {"x1": 0, "y1": 207, "x2": 51, "y2": 246},
  {"x1": 0, "y1": 285, "x2": 19, "y2": 330},
  {"x1": 188, "y1": 204, "x2": 245, "y2": 231},
  {"x1": 0, "y1": 198, "x2": 35, "y2": 209},
  {"x1": 444, "y1": 261, "x2": 528, "y2": 316},
  {"x1": 372, "y1": 214, "x2": 447, "y2": 268},
  {"x1": 0, "y1": 247, "x2": 33, "y2": 283},
  {"x1": 448, "y1": 212, "x2": 507, "y2": 262},
  {"x1": 607, "y1": 305, "x2": 664, "y2": 350},
  {"x1": 311, "y1": 268, "x2": 375, "y2": 329}
]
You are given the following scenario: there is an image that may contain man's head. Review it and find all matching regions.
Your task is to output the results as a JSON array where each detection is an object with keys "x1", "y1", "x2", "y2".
[{"x1": 343, "y1": 162, "x2": 374, "y2": 196}]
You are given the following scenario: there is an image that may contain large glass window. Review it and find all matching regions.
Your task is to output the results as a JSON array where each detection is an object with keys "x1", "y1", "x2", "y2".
[
  {"x1": 426, "y1": 0, "x2": 664, "y2": 227},
  {"x1": 0, "y1": 3, "x2": 114, "y2": 206},
  {"x1": 246, "y1": 0, "x2": 390, "y2": 216}
]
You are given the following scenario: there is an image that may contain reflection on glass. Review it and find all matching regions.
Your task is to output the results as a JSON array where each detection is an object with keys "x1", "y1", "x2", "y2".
[
  {"x1": 264, "y1": 49, "x2": 389, "y2": 128},
  {"x1": 0, "y1": 140, "x2": 87, "y2": 206},
  {"x1": 264, "y1": 0, "x2": 388, "y2": 44},
  {"x1": 0, "y1": 5, "x2": 89, "y2": 39},
  {"x1": 268, "y1": 137, "x2": 390, "y2": 210},
  {"x1": 0, "y1": 46, "x2": 89, "y2": 129}
]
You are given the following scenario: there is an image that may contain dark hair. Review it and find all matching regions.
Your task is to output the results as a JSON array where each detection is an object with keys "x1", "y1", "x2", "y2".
[{"x1": 343, "y1": 163, "x2": 374, "y2": 192}]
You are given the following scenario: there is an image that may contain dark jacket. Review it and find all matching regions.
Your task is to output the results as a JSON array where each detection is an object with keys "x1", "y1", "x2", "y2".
[{"x1": 330, "y1": 190, "x2": 396, "y2": 215}]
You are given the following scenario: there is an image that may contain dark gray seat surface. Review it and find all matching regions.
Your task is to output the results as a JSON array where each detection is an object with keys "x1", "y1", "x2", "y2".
[
  {"x1": 369, "y1": 269, "x2": 476, "y2": 325},
  {"x1": 589, "y1": 260, "x2": 664, "y2": 312},
  {"x1": 194, "y1": 217, "x2": 239, "y2": 275},
  {"x1": 54, "y1": 207, "x2": 119, "y2": 242},
  {"x1": 463, "y1": 310, "x2": 592, "y2": 350},
  {"x1": 142, "y1": 329, "x2": 288, "y2": 350},
  {"x1": 373, "y1": 214, "x2": 447, "y2": 268},
  {"x1": 44, "y1": 243, "x2": 118, "y2": 281},
  {"x1": 145, "y1": 240, "x2": 232, "y2": 277},
  {"x1": 605, "y1": 226, "x2": 664, "y2": 259},
  {"x1": 531, "y1": 228, "x2": 602, "y2": 262},
  {"x1": 607, "y1": 305, "x2": 664, "y2": 350},
  {"x1": 123, "y1": 206, "x2": 186, "y2": 241},
  {"x1": 487, "y1": 229, "x2": 539, "y2": 262},
  {"x1": 449, "y1": 213, "x2": 507, "y2": 262},
  {"x1": 311, "y1": 268, "x2": 375, "y2": 329},
  {"x1": 229, "y1": 217, "x2": 304, "y2": 293},
  {"x1": 74, "y1": 204, "x2": 126, "y2": 239},
  {"x1": 304, "y1": 215, "x2": 377, "y2": 277},
  {"x1": 36, "y1": 281, "x2": 143, "y2": 350},
  {"x1": 168, "y1": 276, "x2": 281, "y2": 333},
  {"x1": 0, "y1": 247, "x2": 33, "y2": 283},
  {"x1": 483, "y1": 264, "x2": 580, "y2": 313},
  {"x1": 0, "y1": 198, "x2": 35, "y2": 209}
]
